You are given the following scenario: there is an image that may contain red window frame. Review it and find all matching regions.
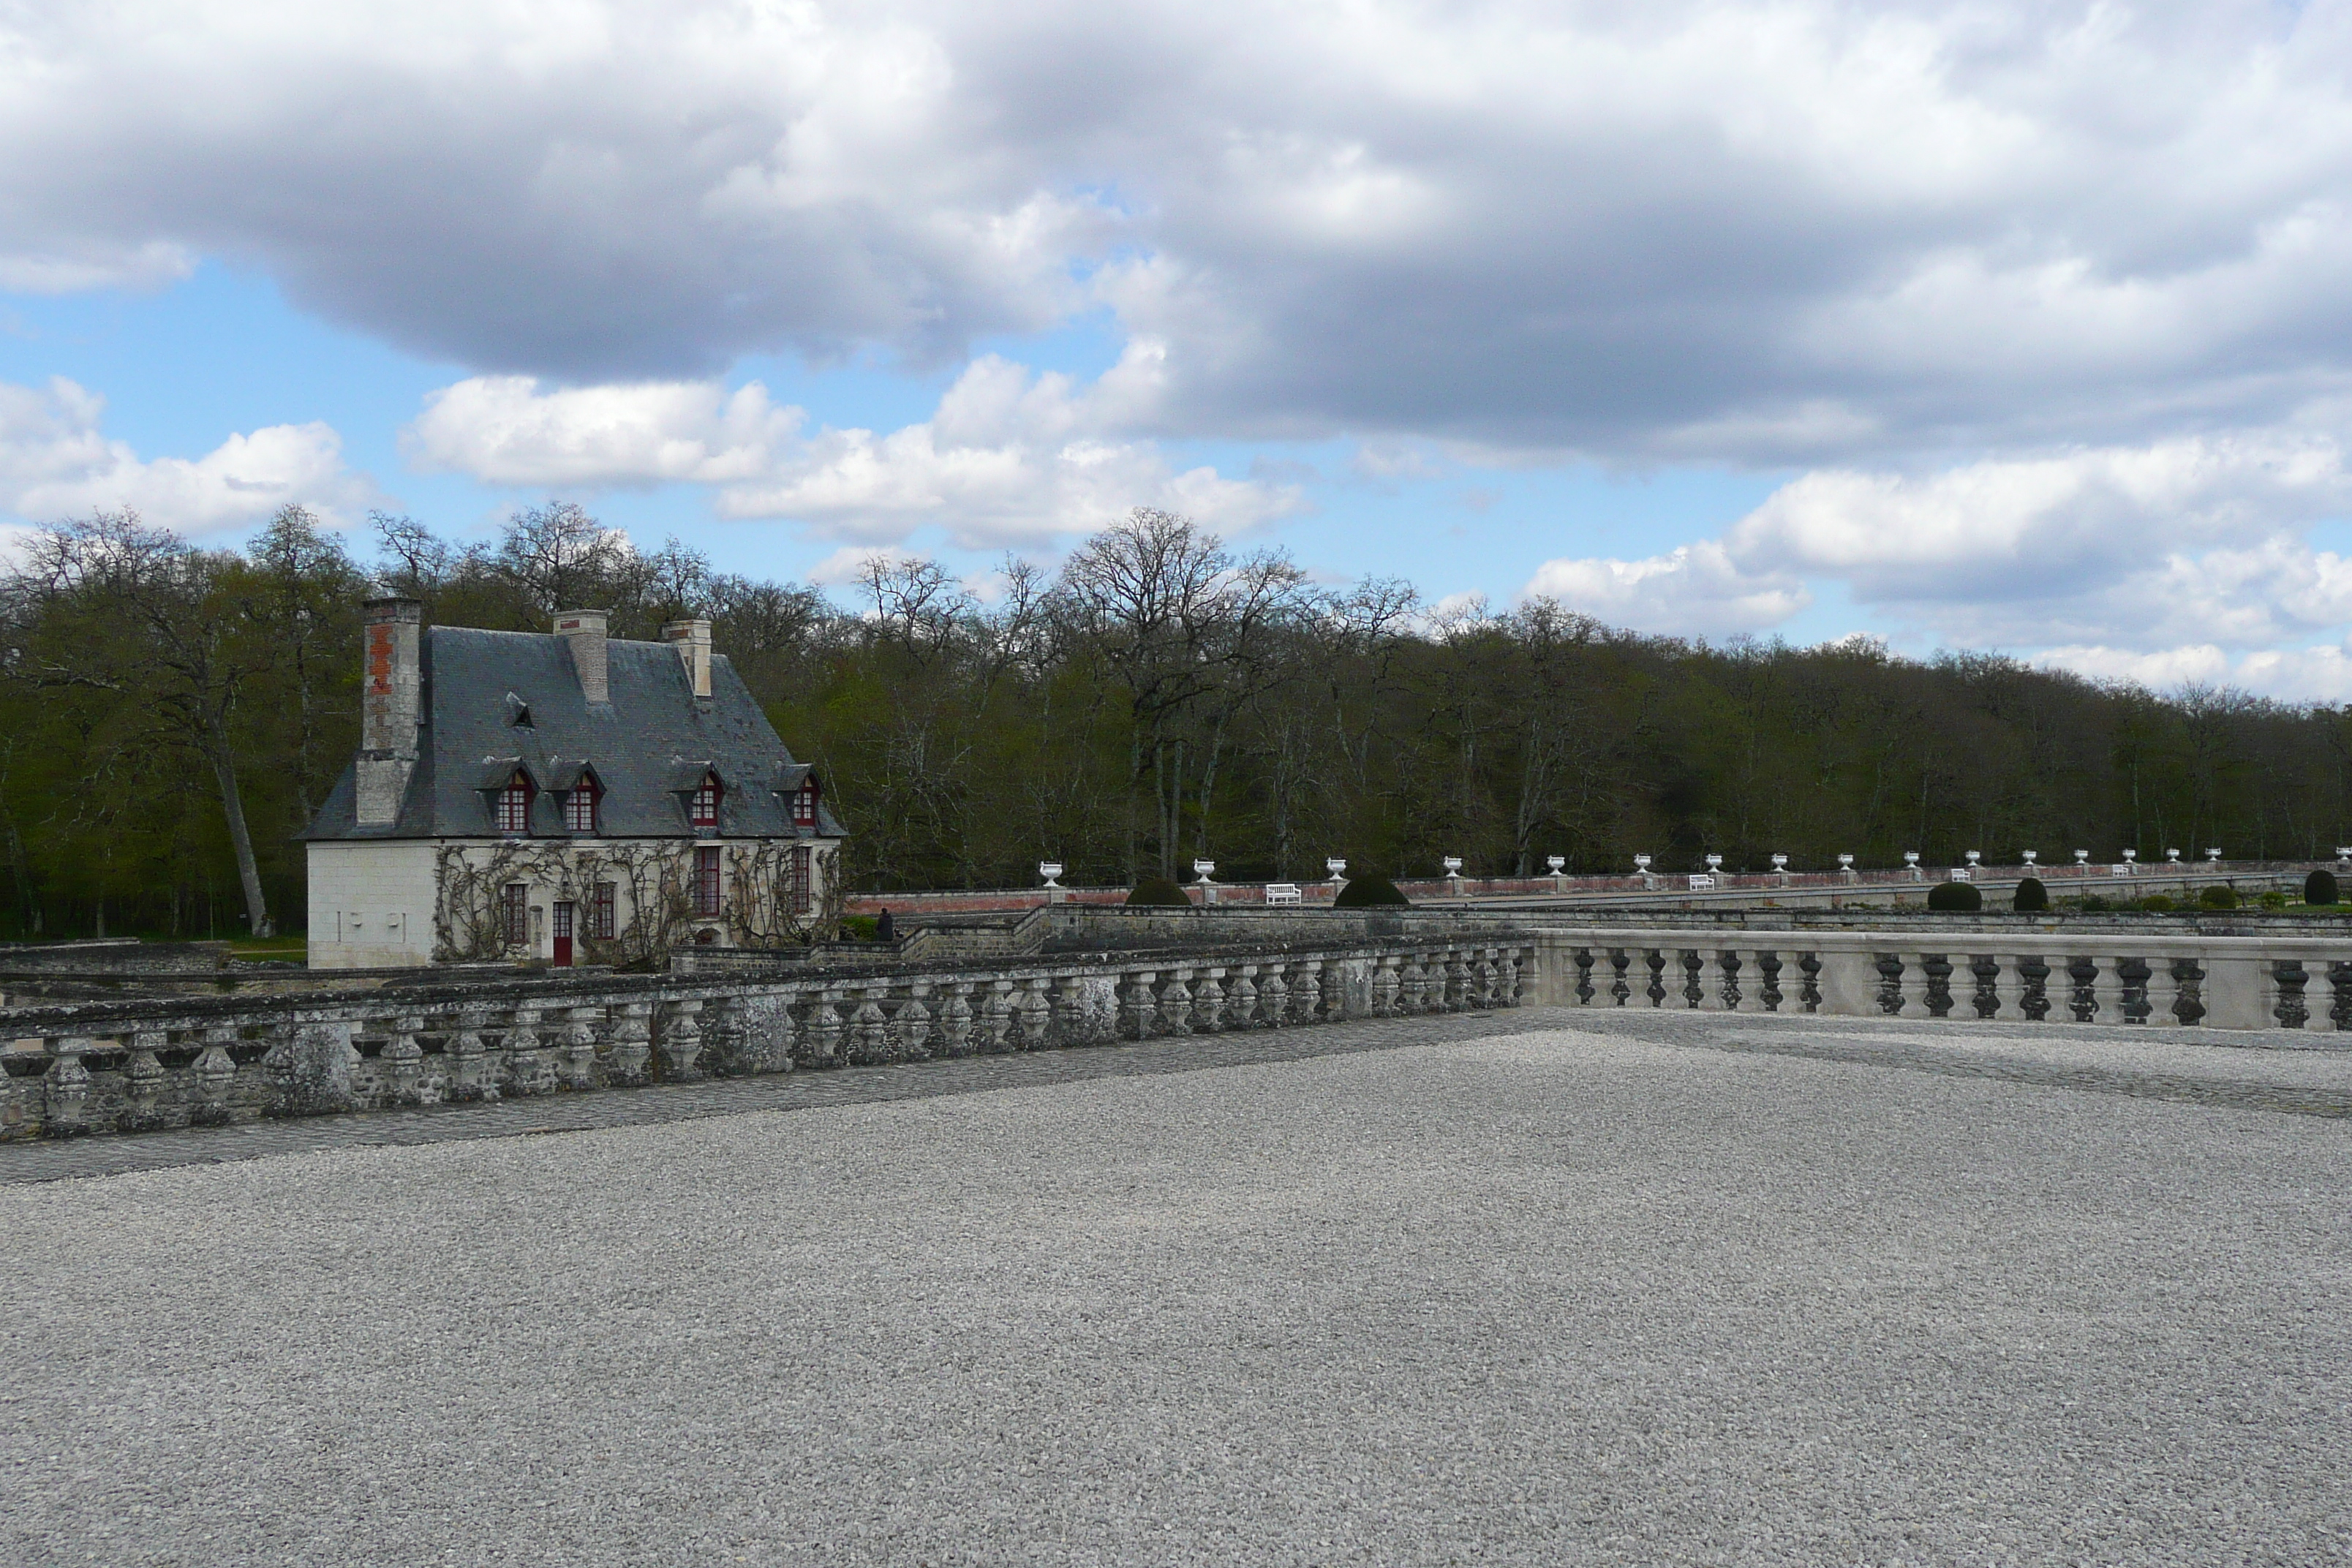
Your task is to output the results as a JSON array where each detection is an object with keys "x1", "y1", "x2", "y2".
[
  {"x1": 592, "y1": 881, "x2": 617, "y2": 939},
  {"x1": 695, "y1": 846, "x2": 722, "y2": 916},
  {"x1": 791, "y1": 845, "x2": 813, "y2": 914},
  {"x1": 690, "y1": 774, "x2": 721, "y2": 829},
  {"x1": 563, "y1": 777, "x2": 598, "y2": 834},
  {"x1": 496, "y1": 773, "x2": 533, "y2": 834},
  {"x1": 791, "y1": 780, "x2": 818, "y2": 828},
  {"x1": 501, "y1": 883, "x2": 528, "y2": 947}
]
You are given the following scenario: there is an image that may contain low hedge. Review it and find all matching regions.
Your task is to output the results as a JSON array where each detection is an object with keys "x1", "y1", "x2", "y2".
[
  {"x1": 1126, "y1": 876, "x2": 1194, "y2": 907},
  {"x1": 1927, "y1": 881, "x2": 1983, "y2": 912},
  {"x1": 1333, "y1": 873, "x2": 1411, "y2": 908}
]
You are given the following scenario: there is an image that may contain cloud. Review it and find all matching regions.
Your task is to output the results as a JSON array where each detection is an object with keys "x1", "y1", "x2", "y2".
[
  {"x1": 1523, "y1": 540, "x2": 1809, "y2": 638},
  {"x1": 0, "y1": 377, "x2": 374, "y2": 533},
  {"x1": 2033, "y1": 641, "x2": 2352, "y2": 704},
  {"x1": 406, "y1": 352, "x2": 1302, "y2": 548},
  {"x1": 10, "y1": 1, "x2": 2352, "y2": 464}
]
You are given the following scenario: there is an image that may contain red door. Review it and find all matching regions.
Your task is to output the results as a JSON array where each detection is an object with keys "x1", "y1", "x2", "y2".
[{"x1": 552, "y1": 900, "x2": 574, "y2": 966}]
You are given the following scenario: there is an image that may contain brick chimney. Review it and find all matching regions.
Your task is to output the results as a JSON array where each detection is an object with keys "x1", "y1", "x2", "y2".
[
  {"x1": 554, "y1": 608, "x2": 610, "y2": 704},
  {"x1": 356, "y1": 598, "x2": 423, "y2": 826},
  {"x1": 662, "y1": 617, "x2": 713, "y2": 699}
]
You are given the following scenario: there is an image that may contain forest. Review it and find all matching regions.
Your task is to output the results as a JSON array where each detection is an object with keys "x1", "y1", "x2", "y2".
[{"x1": 2, "y1": 501, "x2": 2349, "y2": 941}]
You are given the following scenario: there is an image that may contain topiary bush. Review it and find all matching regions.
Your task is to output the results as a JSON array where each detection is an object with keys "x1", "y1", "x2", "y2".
[
  {"x1": 2012, "y1": 875, "x2": 2048, "y2": 913},
  {"x1": 2261, "y1": 889, "x2": 2289, "y2": 911},
  {"x1": 1333, "y1": 872, "x2": 1411, "y2": 908},
  {"x1": 1927, "y1": 880, "x2": 1983, "y2": 911},
  {"x1": 1126, "y1": 876, "x2": 1194, "y2": 907},
  {"x1": 2138, "y1": 894, "x2": 2176, "y2": 913},
  {"x1": 2200, "y1": 883, "x2": 2239, "y2": 910},
  {"x1": 2306, "y1": 868, "x2": 2339, "y2": 906}
]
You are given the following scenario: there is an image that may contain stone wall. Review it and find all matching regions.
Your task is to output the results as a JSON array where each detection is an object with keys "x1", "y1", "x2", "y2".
[{"x1": 0, "y1": 934, "x2": 1537, "y2": 1141}]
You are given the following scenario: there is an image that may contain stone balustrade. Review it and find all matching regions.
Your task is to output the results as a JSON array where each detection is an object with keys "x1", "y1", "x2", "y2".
[
  {"x1": 1526, "y1": 927, "x2": 2352, "y2": 1030},
  {"x1": 0, "y1": 936, "x2": 1535, "y2": 1141}
]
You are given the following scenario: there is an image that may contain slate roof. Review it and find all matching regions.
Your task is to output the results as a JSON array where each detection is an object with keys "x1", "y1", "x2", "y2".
[{"x1": 302, "y1": 627, "x2": 845, "y2": 841}]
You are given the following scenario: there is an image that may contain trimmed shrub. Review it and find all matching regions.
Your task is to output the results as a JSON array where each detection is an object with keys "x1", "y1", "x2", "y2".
[
  {"x1": 2306, "y1": 869, "x2": 2340, "y2": 906},
  {"x1": 2261, "y1": 889, "x2": 2289, "y2": 911},
  {"x1": 839, "y1": 913, "x2": 881, "y2": 941},
  {"x1": 2138, "y1": 894, "x2": 2176, "y2": 913},
  {"x1": 1126, "y1": 876, "x2": 1194, "y2": 907},
  {"x1": 2199, "y1": 884, "x2": 2239, "y2": 910},
  {"x1": 1333, "y1": 872, "x2": 1411, "y2": 908},
  {"x1": 1927, "y1": 880, "x2": 1983, "y2": 911},
  {"x1": 2012, "y1": 875, "x2": 2048, "y2": 913}
]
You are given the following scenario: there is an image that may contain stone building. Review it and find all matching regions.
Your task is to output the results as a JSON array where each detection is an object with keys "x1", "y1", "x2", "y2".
[{"x1": 301, "y1": 599, "x2": 845, "y2": 969}]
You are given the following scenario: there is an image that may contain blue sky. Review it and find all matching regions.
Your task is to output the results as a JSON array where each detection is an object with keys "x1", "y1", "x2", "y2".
[{"x1": 7, "y1": 0, "x2": 2352, "y2": 693}]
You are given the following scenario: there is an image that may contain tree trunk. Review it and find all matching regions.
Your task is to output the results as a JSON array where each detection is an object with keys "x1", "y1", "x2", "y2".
[{"x1": 205, "y1": 722, "x2": 274, "y2": 938}]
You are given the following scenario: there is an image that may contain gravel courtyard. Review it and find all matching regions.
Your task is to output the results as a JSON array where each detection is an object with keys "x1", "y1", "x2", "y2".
[{"x1": 6, "y1": 1014, "x2": 2351, "y2": 1566}]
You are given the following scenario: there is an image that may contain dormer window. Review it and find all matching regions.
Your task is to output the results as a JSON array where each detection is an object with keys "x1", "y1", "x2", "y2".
[
  {"x1": 690, "y1": 772, "x2": 722, "y2": 829},
  {"x1": 563, "y1": 776, "x2": 599, "y2": 834},
  {"x1": 791, "y1": 777, "x2": 819, "y2": 829},
  {"x1": 496, "y1": 772, "x2": 534, "y2": 834}
]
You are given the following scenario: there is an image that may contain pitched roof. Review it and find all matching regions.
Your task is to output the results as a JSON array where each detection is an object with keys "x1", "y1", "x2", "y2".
[{"x1": 302, "y1": 627, "x2": 845, "y2": 841}]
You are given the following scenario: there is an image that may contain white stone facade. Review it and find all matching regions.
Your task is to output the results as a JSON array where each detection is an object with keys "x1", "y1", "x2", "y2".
[{"x1": 308, "y1": 836, "x2": 838, "y2": 970}]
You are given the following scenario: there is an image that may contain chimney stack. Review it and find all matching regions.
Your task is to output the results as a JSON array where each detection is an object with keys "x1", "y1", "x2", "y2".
[
  {"x1": 554, "y1": 609, "x2": 610, "y2": 704},
  {"x1": 662, "y1": 617, "x2": 713, "y2": 700},
  {"x1": 356, "y1": 598, "x2": 423, "y2": 826}
]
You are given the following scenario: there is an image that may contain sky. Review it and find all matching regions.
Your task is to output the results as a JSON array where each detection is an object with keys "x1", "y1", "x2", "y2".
[{"x1": 6, "y1": 0, "x2": 2352, "y2": 696}]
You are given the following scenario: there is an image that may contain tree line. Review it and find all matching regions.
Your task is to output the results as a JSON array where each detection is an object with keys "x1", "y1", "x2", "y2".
[{"x1": 3, "y1": 501, "x2": 2349, "y2": 940}]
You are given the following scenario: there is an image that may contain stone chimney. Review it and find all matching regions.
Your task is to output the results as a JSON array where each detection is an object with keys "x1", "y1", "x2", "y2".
[
  {"x1": 662, "y1": 617, "x2": 713, "y2": 699},
  {"x1": 356, "y1": 598, "x2": 423, "y2": 826},
  {"x1": 554, "y1": 609, "x2": 610, "y2": 704}
]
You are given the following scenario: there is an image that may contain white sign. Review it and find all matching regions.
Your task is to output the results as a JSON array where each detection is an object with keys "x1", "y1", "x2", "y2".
[
  {"x1": 1948, "y1": 868, "x2": 1973, "y2": 882},
  {"x1": 2111, "y1": 864, "x2": 2134, "y2": 876},
  {"x1": 1264, "y1": 883, "x2": 1303, "y2": 905},
  {"x1": 1688, "y1": 873, "x2": 1716, "y2": 890}
]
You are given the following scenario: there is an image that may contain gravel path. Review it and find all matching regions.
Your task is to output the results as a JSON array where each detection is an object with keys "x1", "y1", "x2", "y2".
[{"x1": 5, "y1": 1016, "x2": 2349, "y2": 1565}]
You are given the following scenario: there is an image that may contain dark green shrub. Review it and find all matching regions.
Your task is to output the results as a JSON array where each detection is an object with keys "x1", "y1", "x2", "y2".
[
  {"x1": 2261, "y1": 889, "x2": 2289, "y2": 911},
  {"x1": 1126, "y1": 876, "x2": 1194, "y2": 907},
  {"x1": 2306, "y1": 869, "x2": 2339, "y2": 906},
  {"x1": 2136, "y1": 894, "x2": 2176, "y2": 913},
  {"x1": 1927, "y1": 881, "x2": 1982, "y2": 911},
  {"x1": 838, "y1": 914, "x2": 880, "y2": 941},
  {"x1": 2012, "y1": 875, "x2": 2048, "y2": 912},
  {"x1": 1333, "y1": 872, "x2": 1411, "y2": 908},
  {"x1": 2199, "y1": 884, "x2": 2239, "y2": 910}
]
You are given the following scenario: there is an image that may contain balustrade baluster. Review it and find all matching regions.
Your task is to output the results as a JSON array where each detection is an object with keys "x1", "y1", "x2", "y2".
[
  {"x1": 44, "y1": 1038, "x2": 91, "y2": 1135},
  {"x1": 446, "y1": 1011, "x2": 497, "y2": 1101},
  {"x1": 803, "y1": 989, "x2": 847, "y2": 1065},
  {"x1": 893, "y1": 987, "x2": 934, "y2": 1061},
  {"x1": 700, "y1": 995, "x2": 750, "y2": 1074},
  {"x1": 938, "y1": 983, "x2": 976, "y2": 1057},
  {"x1": 2272, "y1": 961, "x2": 2311, "y2": 1029},
  {"x1": 1017, "y1": 978, "x2": 1053, "y2": 1047},
  {"x1": 1195, "y1": 968, "x2": 1227, "y2": 1032},
  {"x1": 1716, "y1": 949, "x2": 1743, "y2": 1011},
  {"x1": 1159, "y1": 968, "x2": 1195, "y2": 1035},
  {"x1": 848, "y1": 987, "x2": 892, "y2": 1064},
  {"x1": 1258, "y1": 964, "x2": 1289, "y2": 1028},
  {"x1": 1322, "y1": 958, "x2": 1349, "y2": 1020},
  {"x1": 123, "y1": 1028, "x2": 166, "y2": 1130},
  {"x1": 1293, "y1": 960, "x2": 1324, "y2": 1024},
  {"x1": 970, "y1": 982, "x2": 1011, "y2": 1053},
  {"x1": 1680, "y1": 950, "x2": 1706, "y2": 1009},
  {"x1": 1757, "y1": 952, "x2": 1783, "y2": 1013},
  {"x1": 2089, "y1": 956, "x2": 2127, "y2": 1025},
  {"x1": 190, "y1": 1025, "x2": 240, "y2": 1122},
  {"x1": 1229, "y1": 965, "x2": 1261, "y2": 1026},
  {"x1": 383, "y1": 1014, "x2": 427, "y2": 1103},
  {"x1": 660, "y1": 998, "x2": 706, "y2": 1079},
  {"x1": 506, "y1": 1006, "x2": 553, "y2": 1094},
  {"x1": 2146, "y1": 957, "x2": 2182, "y2": 1028},
  {"x1": 608, "y1": 1001, "x2": 654, "y2": 1083}
]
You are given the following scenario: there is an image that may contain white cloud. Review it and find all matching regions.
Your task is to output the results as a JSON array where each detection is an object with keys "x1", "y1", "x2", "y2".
[
  {"x1": 0, "y1": 377, "x2": 374, "y2": 534},
  {"x1": 404, "y1": 351, "x2": 1302, "y2": 548},
  {"x1": 1723, "y1": 437, "x2": 2352, "y2": 603},
  {"x1": 10, "y1": 1, "x2": 2352, "y2": 462},
  {"x1": 404, "y1": 377, "x2": 803, "y2": 486},
  {"x1": 1523, "y1": 541, "x2": 1809, "y2": 639},
  {"x1": 2034, "y1": 642, "x2": 2352, "y2": 704}
]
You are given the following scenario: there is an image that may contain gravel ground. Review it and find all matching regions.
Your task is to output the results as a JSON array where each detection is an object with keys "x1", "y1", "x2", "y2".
[{"x1": 5, "y1": 1019, "x2": 2351, "y2": 1566}]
